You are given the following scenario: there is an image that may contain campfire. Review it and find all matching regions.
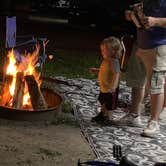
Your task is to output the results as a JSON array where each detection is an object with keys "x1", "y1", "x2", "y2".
[
  {"x1": 0, "y1": 45, "x2": 63, "y2": 121},
  {"x1": 0, "y1": 45, "x2": 48, "y2": 110}
]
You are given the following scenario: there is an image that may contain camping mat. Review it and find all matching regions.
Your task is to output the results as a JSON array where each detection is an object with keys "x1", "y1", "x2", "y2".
[{"x1": 51, "y1": 77, "x2": 166, "y2": 166}]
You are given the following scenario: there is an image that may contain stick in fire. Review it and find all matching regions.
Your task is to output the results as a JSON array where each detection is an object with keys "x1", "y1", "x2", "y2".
[
  {"x1": 12, "y1": 72, "x2": 25, "y2": 109},
  {"x1": 25, "y1": 75, "x2": 48, "y2": 110}
]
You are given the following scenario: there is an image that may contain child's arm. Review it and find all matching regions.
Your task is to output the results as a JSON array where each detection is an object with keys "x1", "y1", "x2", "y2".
[
  {"x1": 88, "y1": 67, "x2": 99, "y2": 74},
  {"x1": 108, "y1": 72, "x2": 120, "y2": 92}
]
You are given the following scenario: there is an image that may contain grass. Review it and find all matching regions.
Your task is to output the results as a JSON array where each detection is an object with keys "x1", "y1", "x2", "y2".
[
  {"x1": 42, "y1": 49, "x2": 101, "y2": 79},
  {"x1": 51, "y1": 113, "x2": 79, "y2": 127},
  {"x1": 41, "y1": 49, "x2": 102, "y2": 127},
  {"x1": 61, "y1": 101, "x2": 74, "y2": 114},
  {"x1": 51, "y1": 100, "x2": 79, "y2": 127},
  {"x1": 37, "y1": 147, "x2": 62, "y2": 157},
  {"x1": 1, "y1": 48, "x2": 126, "y2": 80},
  {"x1": 41, "y1": 49, "x2": 126, "y2": 80}
]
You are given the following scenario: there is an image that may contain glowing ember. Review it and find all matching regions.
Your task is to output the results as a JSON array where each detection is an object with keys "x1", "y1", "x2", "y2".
[{"x1": 6, "y1": 49, "x2": 17, "y2": 75}]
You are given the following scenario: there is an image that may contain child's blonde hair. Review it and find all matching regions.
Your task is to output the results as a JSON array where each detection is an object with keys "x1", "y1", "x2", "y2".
[{"x1": 101, "y1": 36, "x2": 123, "y2": 59}]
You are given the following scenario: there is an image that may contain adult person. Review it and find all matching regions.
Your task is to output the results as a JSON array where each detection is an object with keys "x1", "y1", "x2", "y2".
[{"x1": 118, "y1": 0, "x2": 166, "y2": 137}]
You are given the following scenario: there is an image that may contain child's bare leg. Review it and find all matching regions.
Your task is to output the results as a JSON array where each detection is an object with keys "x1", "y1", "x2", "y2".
[
  {"x1": 91, "y1": 104, "x2": 108, "y2": 122},
  {"x1": 102, "y1": 104, "x2": 113, "y2": 121},
  {"x1": 102, "y1": 104, "x2": 112, "y2": 118},
  {"x1": 101, "y1": 104, "x2": 108, "y2": 115}
]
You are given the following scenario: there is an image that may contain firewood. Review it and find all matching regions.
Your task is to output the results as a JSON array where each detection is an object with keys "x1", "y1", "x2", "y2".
[
  {"x1": 25, "y1": 75, "x2": 48, "y2": 109},
  {"x1": 0, "y1": 75, "x2": 13, "y2": 106},
  {"x1": 12, "y1": 72, "x2": 25, "y2": 109}
]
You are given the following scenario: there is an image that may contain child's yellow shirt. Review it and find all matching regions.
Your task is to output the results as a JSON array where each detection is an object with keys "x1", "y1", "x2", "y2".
[{"x1": 98, "y1": 57, "x2": 120, "y2": 93}]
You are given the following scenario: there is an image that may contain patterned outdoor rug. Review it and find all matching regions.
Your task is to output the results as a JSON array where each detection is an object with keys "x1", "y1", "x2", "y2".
[{"x1": 46, "y1": 77, "x2": 166, "y2": 166}]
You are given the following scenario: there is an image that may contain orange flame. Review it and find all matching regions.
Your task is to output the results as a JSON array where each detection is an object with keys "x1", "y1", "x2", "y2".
[
  {"x1": 6, "y1": 50, "x2": 17, "y2": 96},
  {"x1": 5, "y1": 45, "x2": 40, "y2": 109}
]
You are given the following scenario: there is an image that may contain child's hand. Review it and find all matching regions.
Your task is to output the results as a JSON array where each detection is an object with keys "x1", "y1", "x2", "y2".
[
  {"x1": 107, "y1": 89, "x2": 116, "y2": 93},
  {"x1": 88, "y1": 67, "x2": 99, "y2": 74}
]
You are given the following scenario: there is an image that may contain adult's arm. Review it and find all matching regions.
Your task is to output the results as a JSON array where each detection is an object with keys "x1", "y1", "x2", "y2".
[{"x1": 142, "y1": 17, "x2": 166, "y2": 28}]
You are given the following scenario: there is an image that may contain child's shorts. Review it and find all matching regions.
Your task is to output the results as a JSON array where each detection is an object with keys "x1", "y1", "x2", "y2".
[{"x1": 98, "y1": 88, "x2": 119, "y2": 110}]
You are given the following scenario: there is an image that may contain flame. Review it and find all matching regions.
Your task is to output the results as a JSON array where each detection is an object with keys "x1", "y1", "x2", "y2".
[
  {"x1": 5, "y1": 45, "x2": 40, "y2": 109},
  {"x1": 6, "y1": 50, "x2": 17, "y2": 97},
  {"x1": 25, "y1": 62, "x2": 34, "y2": 75},
  {"x1": 6, "y1": 50, "x2": 17, "y2": 75},
  {"x1": 23, "y1": 91, "x2": 30, "y2": 106}
]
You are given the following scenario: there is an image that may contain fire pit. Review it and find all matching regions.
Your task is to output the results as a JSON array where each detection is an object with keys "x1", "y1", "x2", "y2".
[
  {"x1": 0, "y1": 86, "x2": 63, "y2": 121},
  {"x1": 0, "y1": 46, "x2": 63, "y2": 121}
]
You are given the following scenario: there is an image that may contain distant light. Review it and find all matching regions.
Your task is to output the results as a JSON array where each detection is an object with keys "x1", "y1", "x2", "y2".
[
  {"x1": 29, "y1": 16, "x2": 68, "y2": 24},
  {"x1": 90, "y1": 24, "x2": 96, "y2": 28},
  {"x1": 76, "y1": 12, "x2": 80, "y2": 16},
  {"x1": 48, "y1": 55, "x2": 53, "y2": 60}
]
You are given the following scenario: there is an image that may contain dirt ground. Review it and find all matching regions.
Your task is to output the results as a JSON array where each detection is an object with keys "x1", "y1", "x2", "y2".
[{"x1": 0, "y1": 112, "x2": 95, "y2": 166}]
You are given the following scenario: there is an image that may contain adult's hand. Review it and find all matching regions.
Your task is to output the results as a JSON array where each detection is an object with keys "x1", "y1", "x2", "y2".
[{"x1": 142, "y1": 16, "x2": 166, "y2": 28}]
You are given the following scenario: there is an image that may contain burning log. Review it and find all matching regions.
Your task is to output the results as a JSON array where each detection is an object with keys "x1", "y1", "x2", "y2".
[
  {"x1": 12, "y1": 72, "x2": 25, "y2": 109},
  {"x1": 0, "y1": 75, "x2": 13, "y2": 106},
  {"x1": 25, "y1": 75, "x2": 48, "y2": 109}
]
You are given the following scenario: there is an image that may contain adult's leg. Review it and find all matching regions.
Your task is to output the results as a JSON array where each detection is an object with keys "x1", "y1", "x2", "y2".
[
  {"x1": 142, "y1": 72, "x2": 164, "y2": 137},
  {"x1": 126, "y1": 48, "x2": 154, "y2": 123},
  {"x1": 159, "y1": 78, "x2": 166, "y2": 120},
  {"x1": 142, "y1": 46, "x2": 166, "y2": 136},
  {"x1": 116, "y1": 86, "x2": 145, "y2": 127},
  {"x1": 148, "y1": 46, "x2": 166, "y2": 121},
  {"x1": 116, "y1": 48, "x2": 146, "y2": 127},
  {"x1": 131, "y1": 87, "x2": 145, "y2": 115},
  {"x1": 151, "y1": 93, "x2": 164, "y2": 121},
  {"x1": 150, "y1": 71, "x2": 165, "y2": 121},
  {"x1": 163, "y1": 81, "x2": 166, "y2": 107}
]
